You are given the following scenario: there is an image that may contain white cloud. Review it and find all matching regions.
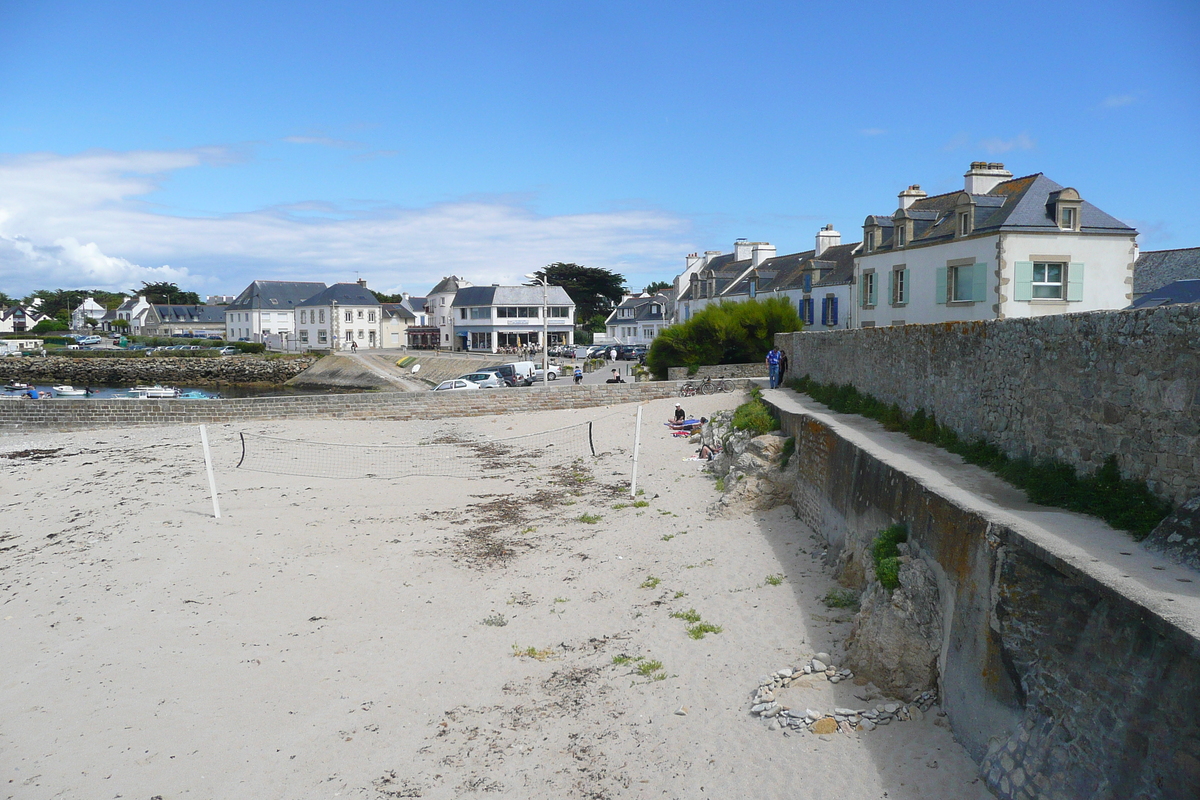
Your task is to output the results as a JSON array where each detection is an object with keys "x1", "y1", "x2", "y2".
[
  {"x1": 978, "y1": 133, "x2": 1036, "y2": 155},
  {"x1": 1101, "y1": 94, "x2": 1135, "y2": 109},
  {"x1": 0, "y1": 148, "x2": 693, "y2": 296}
]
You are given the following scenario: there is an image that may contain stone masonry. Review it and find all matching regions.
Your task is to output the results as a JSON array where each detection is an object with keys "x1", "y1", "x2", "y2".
[{"x1": 776, "y1": 304, "x2": 1200, "y2": 504}]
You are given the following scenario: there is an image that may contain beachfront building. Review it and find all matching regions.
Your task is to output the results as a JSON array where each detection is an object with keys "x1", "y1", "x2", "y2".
[
  {"x1": 143, "y1": 304, "x2": 228, "y2": 338},
  {"x1": 449, "y1": 284, "x2": 576, "y2": 352},
  {"x1": 295, "y1": 281, "x2": 383, "y2": 351},
  {"x1": 853, "y1": 162, "x2": 1139, "y2": 328},
  {"x1": 0, "y1": 302, "x2": 50, "y2": 334},
  {"x1": 224, "y1": 280, "x2": 326, "y2": 343},
  {"x1": 603, "y1": 292, "x2": 672, "y2": 345},
  {"x1": 424, "y1": 276, "x2": 471, "y2": 349}
]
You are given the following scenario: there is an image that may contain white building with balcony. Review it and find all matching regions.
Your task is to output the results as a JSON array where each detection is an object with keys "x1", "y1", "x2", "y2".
[
  {"x1": 295, "y1": 282, "x2": 383, "y2": 350},
  {"x1": 449, "y1": 285, "x2": 575, "y2": 352}
]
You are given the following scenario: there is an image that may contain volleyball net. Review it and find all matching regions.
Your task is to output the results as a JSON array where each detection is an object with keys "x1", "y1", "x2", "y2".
[{"x1": 235, "y1": 420, "x2": 596, "y2": 480}]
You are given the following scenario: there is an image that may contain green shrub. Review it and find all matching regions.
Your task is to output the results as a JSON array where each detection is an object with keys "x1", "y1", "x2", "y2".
[
  {"x1": 780, "y1": 436, "x2": 796, "y2": 469},
  {"x1": 822, "y1": 588, "x2": 859, "y2": 609},
  {"x1": 732, "y1": 388, "x2": 778, "y2": 436},
  {"x1": 871, "y1": 523, "x2": 907, "y2": 591}
]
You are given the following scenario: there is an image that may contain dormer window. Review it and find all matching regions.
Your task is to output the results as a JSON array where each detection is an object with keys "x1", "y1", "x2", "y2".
[
  {"x1": 958, "y1": 212, "x2": 971, "y2": 237},
  {"x1": 866, "y1": 230, "x2": 876, "y2": 252},
  {"x1": 896, "y1": 225, "x2": 906, "y2": 247},
  {"x1": 1048, "y1": 187, "x2": 1082, "y2": 232},
  {"x1": 1060, "y1": 207, "x2": 1076, "y2": 230}
]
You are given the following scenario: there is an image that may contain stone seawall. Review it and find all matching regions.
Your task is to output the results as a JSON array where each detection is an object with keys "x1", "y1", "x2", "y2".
[
  {"x1": 0, "y1": 355, "x2": 317, "y2": 387},
  {"x1": 767, "y1": 392, "x2": 1200, "y2": 800},
  {"x1": 776, "y1": 304, "x2": 1200, "y2": 504},
  {"x1": 0, "y1": 382, "x2": 687, "y2": 431},
  {"x1": 667, "y1": 363, "x2": 769, "y2": 381}
]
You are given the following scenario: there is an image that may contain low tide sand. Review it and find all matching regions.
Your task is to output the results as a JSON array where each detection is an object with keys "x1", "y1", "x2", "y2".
[{"x1": 1, "y1": 393, "x2": 992, "y2": 799}]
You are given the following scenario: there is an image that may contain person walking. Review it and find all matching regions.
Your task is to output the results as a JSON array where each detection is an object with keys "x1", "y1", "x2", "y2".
[
  {"x1": 766, "y1": 346, "x2": 782, "y2": 389},
  {"x1": 573, "y1": 365, "x2": 583, "y2": 385},
  {"x1": 350, "y1": 339, "x2": 358, "y2": 353}
]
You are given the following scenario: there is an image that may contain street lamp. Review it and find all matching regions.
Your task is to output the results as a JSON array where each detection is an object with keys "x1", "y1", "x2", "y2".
[{"x1": 524, "y1": 273, "x2": 550, "y2": 388}]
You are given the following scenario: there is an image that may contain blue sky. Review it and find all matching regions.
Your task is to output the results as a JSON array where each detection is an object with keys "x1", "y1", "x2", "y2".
[{"x1": 0, "y1": 0, "x2": 1196, "y2": 298}]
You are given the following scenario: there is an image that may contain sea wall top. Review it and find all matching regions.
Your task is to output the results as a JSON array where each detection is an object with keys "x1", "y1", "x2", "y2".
[{"x1": 777, "y1": 304, "x2": 1200, "y2": 504}]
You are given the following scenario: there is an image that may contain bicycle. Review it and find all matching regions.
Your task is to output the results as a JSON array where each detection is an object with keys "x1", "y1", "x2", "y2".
[
  {"x1": 697, "y1": 376, "x2": 736, "y2": 395},
  {"x1": 679, "y1": 382, "x2": 697, "y2": 397}
]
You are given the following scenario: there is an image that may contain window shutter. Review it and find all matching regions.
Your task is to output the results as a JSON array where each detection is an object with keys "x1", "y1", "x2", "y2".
[
  {"x1": 935, "y1": 268, "x2": 948, "y2": 305},
  {"x1": 902, "y1": 269, "x2": 910, "y2": 304},
  {"x1": 831, "y1": 297, "x2": 839, "y2": 326},
  {"x1": 1013, "y1": 261, "x2": 1034, "y2": 301},
  {"x1": 803, "y1": 273, "x2": 812, "y2": 293},
  {"x1": 887, "y1": 270, "x2": 894, "y2": 306},
  {"x1": 972, "y1": 263, "x2": 989, "y2": 303},
  {"x1": 820, "y1": 298, "x2": 828, "y2": 326},
  {"x1": 869, "y1": 276, "x2": 877, "y2": 306},
  {"x1": 1067, "y1": 262, "x2": 1085, "y2": 301}
]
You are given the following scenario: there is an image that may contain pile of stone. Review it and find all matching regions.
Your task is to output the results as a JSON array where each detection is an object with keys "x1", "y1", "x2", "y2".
[{"x1": 747, "y1": 654, "x2": 939, "y2": 736}]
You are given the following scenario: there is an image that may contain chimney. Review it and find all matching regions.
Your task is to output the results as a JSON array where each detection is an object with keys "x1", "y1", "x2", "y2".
[
  {"x1": 964, "y1": 162, "x2": 1013, "y2": 194},
  {"x1": 815, "y1": 224, "x2": 841, "y2": 257},
  {"x1": 898, "y1": 184, "x2": 927, "y2": 210},
  {"x1": 734, "y1": 238, "x2": 753, "y2": 261},
  {"x1": 356, "y1": 278, "x2": 368, "y2": 288},
  {"x1": 751, "y1": 243, "x2": 776, "y2": 268}
]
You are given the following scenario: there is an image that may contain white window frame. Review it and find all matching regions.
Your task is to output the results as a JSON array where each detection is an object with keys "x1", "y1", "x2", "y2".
[
  {"x1": 1032, "y1": 262, "x2": 1066, "y2": 299},
  {"x1": 1059, "y1": 207, "x2": 1077, "y2": 231},
  {"x1": 862, "y1": 271, "x2": 877, "y2": 308},
  {"x1": 948, "y1": 265, "x2": 973, "y2": 302},
  {"x1": 891, "y1": 268, "x2": 907, "y2": 305}
]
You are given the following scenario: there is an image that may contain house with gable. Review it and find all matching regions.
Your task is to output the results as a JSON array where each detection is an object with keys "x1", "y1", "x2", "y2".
[
  {"x1": 109, "y1": 295, "x2": 153, "y2": 334},
  {"x1": 295, "y1": 281, "x2": 383, "y2": 350},
  {"x1": 423, "y1": 276, "x2": 472, "y2": 349},
  {"x1": 449, "y1": 284, "x2": 575, "y2": 352},
  {"x1": 604, "y1": 291, "x2": 673, "y2": 345},
  {"x1": 224, "y1": 280, "x2": 327, "y2": 343},
  {"x1": 854, "y1": 162, "x2": 1139, "y2": 328},
  {"x1": 70, "y1": 297, "x2": 109, "y2": 330},
  {"x1": 0, "y1": 302, "x2": 50, "y2": 334},
  {"x1": 144, "y1": 304, "x2": 228, "y2": 338}
]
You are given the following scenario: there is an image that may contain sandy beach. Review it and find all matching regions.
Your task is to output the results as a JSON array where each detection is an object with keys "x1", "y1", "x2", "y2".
[{"x1": 1, "y1": 392, "x2": 992, "y2": 799}]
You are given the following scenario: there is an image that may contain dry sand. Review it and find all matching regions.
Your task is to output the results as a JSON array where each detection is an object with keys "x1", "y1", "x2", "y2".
[{"x1": 1, "y1": 393, "x2": 993, "y2": 799}]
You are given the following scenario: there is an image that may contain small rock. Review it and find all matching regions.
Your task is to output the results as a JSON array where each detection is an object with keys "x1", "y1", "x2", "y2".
[
  {"x1": 834, "y1": 707, "x2": 857, "y2": 716},
  {"x1": 805, "y1": 708, "x2": 821, "y2": 720},
  {"x1": 815, "y1": 652, "x2": 831, "y2": 664},
  {"x1": 861, "y1": 719, "x2": 877, "y2": 731},
  {"x1": 829, "y1": 676, "x2": 842, "y2": 684},
  {"x1": 838, "y1": 720, "x2": 854, "y2": 735},
  {"x1": 876, "y1": 716, "x2": 891, "y2": 726},
  {"x1": 756, "y1": 690, "x2": 775, "y2": 703},
  {"x1": 750, "y1": 703, "x2": 770, "y2": 715},
  {"x1": 761, "y1": 705, "x2": 782, "y2": 718},
  {"x1": 767, "y1": 718, "x2": 781, "y2": 731},
  {"x1": 883, "y1": 702, "x2": 900, "y2": 713},
  {"x1": 811, "y1": 659, "x2": 827, "y2": 672},
  {"x1": 802, "y1": 665, "x2": 812, "y2": 674},
  {"x1": 776, "y1": 668, "x2": 793, "y2": 678},
  {"x1": 811, "y1": 717, "x2": 838, "y2": 735}
]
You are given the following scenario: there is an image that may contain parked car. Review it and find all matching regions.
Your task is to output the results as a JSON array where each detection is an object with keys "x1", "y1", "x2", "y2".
[
  {"x1": 586, "y1": 345, "x2": 607, "y2": 358},
  {"x1": 432, "y1": 379, "x2": 480, "y2": 391},
  {"x1": 502, "y1": 374, "x2": 534, "y2": 388},
  {"x1": 217, "y1": 346, "x2": 239, "y2": 356},
  {"x1": 459, "y1": 371, "x2": 504, "y2": 389},
  {"x1": 532, "y1": 365, "x2": 559, "y2": 381},
  {"x1": 78, "y1": 335, "x2": 102, "y2": 346}
]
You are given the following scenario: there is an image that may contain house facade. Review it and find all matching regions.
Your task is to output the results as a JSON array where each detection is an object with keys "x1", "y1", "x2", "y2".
[
  {"x1": 295, "y1": 282, "x2": 383, "y2": 350},
  {"x1": 449, "y1": 285, "x2": 575, "y2": 352},
  {"x1": 144, "y1": 304, "x2": 228, "y2": 338},
  {"x1": 854, "y1": 163, "x2": 1138, "y2": 328},
  {"x1": 70, "y1": 297, "x2": 109, "y2": 330},
  {"x1": 109, "y1": 296, "x2": 153, "y2": 334},
  {"x1": 603, "y1": 292, "x2": 672, "y2": 344},
  {"x1": 424, "y1": 276, "x2": 471, "y2": 349},
  {"x1": 0, "y1": 303, "x2": 49, "y2": 333},
  {"x1": 224, "y1": 280, "x2": 326, "y2": 343}
]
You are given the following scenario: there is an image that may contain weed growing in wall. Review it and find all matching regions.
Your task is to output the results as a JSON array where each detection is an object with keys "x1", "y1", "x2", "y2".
[
  {"x1": 731, "y1": 387, "x2": 779, "y2": 437},
  {"x1": 788, "y1": 375, "x2": 1172, "y2": 539},
  {"x1": 780, "y1": 436, "x2": 796, "y2": 469},
  {"x1": 871, "y1": 523, "x2": 908, "y2": 591}
]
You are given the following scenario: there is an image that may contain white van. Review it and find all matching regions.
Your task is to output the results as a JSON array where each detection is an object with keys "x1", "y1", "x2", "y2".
[{"x1": 492, "y1": 361, "x2": 536, "y2": 381}]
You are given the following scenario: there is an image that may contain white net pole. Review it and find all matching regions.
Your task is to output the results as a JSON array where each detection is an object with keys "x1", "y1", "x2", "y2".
[
  {"x1": 630, "y1": 405, "x2": 643, "y2": 498},
  {"x1": 199, "y1": 424, "x2": 221, "y2": 519}
]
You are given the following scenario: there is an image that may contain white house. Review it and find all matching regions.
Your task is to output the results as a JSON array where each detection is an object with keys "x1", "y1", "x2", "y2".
[
  {"x1": 854, "y1": 162, "x2": 1139, "y2": 328},
  {"x1": 674, "y1": 240, "x2": 776, "y2": 323},
  {"x1": 604, "y1": 292, "x2": 672, "y2": 344},
  {"x1": 425, "y1": 276, "x2": 471, "y2": 349},
  {"x1": 449, "y1": 284, "x2": 575, "y2": 352},
  {"x1": 70, "y1": 297, "x2": 108, "y2": 330},
  {"x1": 224, "y1": 280, "x2": 326, "y2": 343},
  {"x1": 295, "y1": 282, "x2": 383, "y2": 350},
  {"x1": 0, "y1": 303, "x2": 49, "y2": 333},
  {"x1": 109, "y1": 295, "x2": 153, "y2": 334}
]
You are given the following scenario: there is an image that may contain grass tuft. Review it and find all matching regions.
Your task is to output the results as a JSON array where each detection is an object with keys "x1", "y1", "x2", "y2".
[
  {"x1": 871, "y1": 523, "x2": 907, "y2": 591},
  {"x1": 639, "y1": 576, "x2": 661, "y2": 589},
  {"x1": 577, "y1": 513, "x2": 602, "y2": 524},
  {"x1": 764, "y1": 573, "x2": 784, "y2": 586},
  {"x1": 686, "y1": 622, "x2": 723, "y2": 640},
  {"x1": 822, "y1": 588, "x2": 859, "y2": 609}
]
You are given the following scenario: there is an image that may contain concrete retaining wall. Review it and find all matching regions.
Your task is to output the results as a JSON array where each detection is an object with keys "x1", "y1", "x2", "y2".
[
  {"x1": 667, "y1": 363, "x2": 769, "y2": 381},
  {"x1": 768, "y1": 394, "x2": 1200, "y2": 800},
  {"x1": 0, "y1": 382, "x2": 688, "y2": 432},
  {"x1": 777, "y1": 304, "x2": 1200, "y2": 504}
]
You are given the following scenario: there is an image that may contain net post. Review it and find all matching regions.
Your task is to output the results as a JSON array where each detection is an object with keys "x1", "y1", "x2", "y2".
[
  {"x1": 236, "y1": 432, "x2": 246, "y2": 468},
  {"x1": 588, "y1": 421, "x2": 595, "y2": 457},
  {"x1": 200, "y1": 425, "x2": 222, "y2": 519},
  {"x1": 630, "y1": 406, "x2": 643, "y2": 498}
]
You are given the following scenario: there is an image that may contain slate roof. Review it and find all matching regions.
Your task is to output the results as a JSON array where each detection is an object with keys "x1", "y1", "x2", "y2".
[
  {"x1": 1127, "y1": 279, "x2": 1200, "y2": 309},
  {"x1": 866, "y1": 174, "x2": 1137, "y2": 252},
  {"x1": 381, "y1": 302, "x2": 416, "y2": 321},
  {"x1": 450, "y1": 285, "x2": 574, "y2": 307},
  {"x1": 297, "y1": 283, "x2": 381, "y2": 307},
  {"x1": 1133, "y1": 247, "x2": 1200, "y2": 296},
  {"x1": 226, "y1": 281, "x2": 327, "y2": 311},
  {"x1": 150, "y1": 304, "x2": 228, "y2": 325},
  {"x1": 604, "y1": 293, "x2": 671, "y2": 326},
  {"x1": 428, "y1": 276, "x2": 469, "y2": 296},
  {"x1": 689, "y1": 241, "x2": 862, "y2": 300}
]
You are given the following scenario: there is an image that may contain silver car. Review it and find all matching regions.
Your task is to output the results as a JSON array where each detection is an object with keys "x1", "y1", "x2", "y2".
[
  {"x1": 432, "y1": 379, "x2": 480, "y2": 391},
  {"x1": 459, "y1": 371, "x2": 504, "y2": 389}
]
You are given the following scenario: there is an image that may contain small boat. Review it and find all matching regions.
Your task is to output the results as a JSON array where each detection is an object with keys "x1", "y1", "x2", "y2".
[
  {"x1": 52, "y1": 385, "x2": 89, "y2": 396},
  {"x1": 131, "y1": 385, "x2": 181, "y2": 398},
  {"x1": 3, "y1": 382, "x2": 32, "y2": 392},
  {"x1": 178, "y1": 390, "x2": 215, "y2": 399},
  {"x1": 125, "y1": 388, "x2": 150, "y2": 399}
]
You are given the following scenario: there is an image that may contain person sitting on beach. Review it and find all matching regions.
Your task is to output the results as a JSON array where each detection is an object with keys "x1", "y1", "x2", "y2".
[
  {"x1": 697, "y1": 442, "x2": 720, "y2": 461},
  {"x1": 669, "y1": 404, "x2": 685, "y2": 425}
]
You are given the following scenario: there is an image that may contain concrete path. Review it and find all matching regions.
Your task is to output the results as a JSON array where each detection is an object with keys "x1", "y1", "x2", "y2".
[{"x1": 763, "y1": 387, "x2": 1200, "y2": 644}]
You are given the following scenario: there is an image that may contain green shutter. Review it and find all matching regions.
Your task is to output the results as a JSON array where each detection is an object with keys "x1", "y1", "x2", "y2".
[
  {"x1": 1067, "y1": 262, "x2": 1085, "y2": 301},
  {"x1": 901, "y1": 269, "x2": 909, "y2": 304},
  {"x1": 887, "y1": 270, "x2": 894, "y2": 306},
  {"x1": 1014, "y1": 261, "x2": 1034, "y2": 301},
  {"x1": 972, "y1": 263, "x2": 989, "y2": 302},
  {"x1": 935, "y1": 267, "x2": 947, "y2": 305},
  {"x1": 869, "y1": 274, "x2": 877, "y2": 306}
]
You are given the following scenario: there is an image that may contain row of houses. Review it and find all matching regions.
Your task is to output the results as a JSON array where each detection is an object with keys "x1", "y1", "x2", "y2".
[{"x1": 637, "y1": 162, "x2": 1198, "y2": 338}]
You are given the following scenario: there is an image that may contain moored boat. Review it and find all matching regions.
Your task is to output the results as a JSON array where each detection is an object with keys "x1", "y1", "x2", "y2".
[
  {"x1": 52, "y1": 385, "x2": 90, "y2": 396},
  {"x1": 3, "y1": 382, "x2": 32, "y2": 392},
  {"x1": 130, "y1": 385, "x2": 181, "y2": 398}
]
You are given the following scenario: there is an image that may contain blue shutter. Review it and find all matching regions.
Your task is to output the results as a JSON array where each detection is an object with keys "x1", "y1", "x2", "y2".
[
  {"x1": 820, "y1": 298, "x2": 828, "y2": 326},
  {"x1": 803, "y1": 273, "x2": 812, "y2": 293},
  {"x1": 1067, "y1": 262, "x2": 1085, "y2": 301},
  {"x1": 1014, "y1": 261, "x2": 1034, "y2": 301},
  {"x1": 831, "y1": 297, "x2": 839, "y2": 326},
  {"x1": 935, "y1": 268, "x2": 948, "y2": 305},
  {"x1": 972, "y1": 263, "x2": 989, "y2": 303}
]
